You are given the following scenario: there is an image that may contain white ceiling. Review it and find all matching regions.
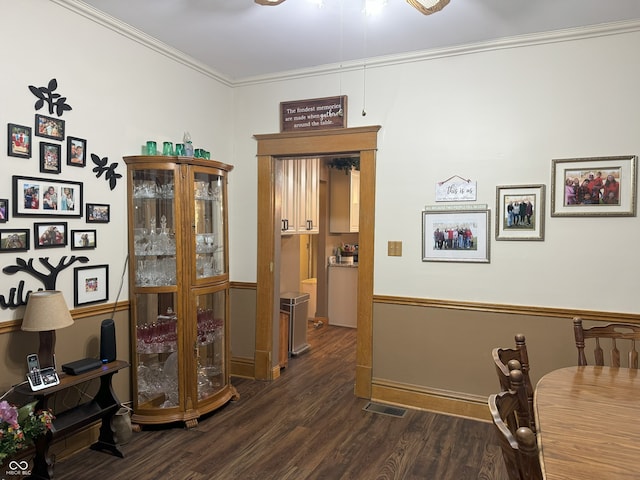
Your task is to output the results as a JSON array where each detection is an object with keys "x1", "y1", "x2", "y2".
[{"x1": 75, "y1": 0, "x2": 640, "y2": 82}]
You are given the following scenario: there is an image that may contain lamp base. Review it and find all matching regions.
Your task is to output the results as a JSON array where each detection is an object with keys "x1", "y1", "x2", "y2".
[{"x1": 38, "y1": 330, "x2": 56, "y2": 369}]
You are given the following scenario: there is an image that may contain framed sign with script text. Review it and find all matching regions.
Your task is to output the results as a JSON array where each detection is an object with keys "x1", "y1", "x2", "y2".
[
  {"x1": 280, "y1": 96, "x2": 347, "y2": 132},
  {"x1": 436, "y1": 175, "x2": 477, "y2": 202}
]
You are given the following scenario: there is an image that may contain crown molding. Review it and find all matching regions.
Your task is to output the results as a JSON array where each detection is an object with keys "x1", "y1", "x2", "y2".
[
  {"x1": 52, "y1": 0, "x2": 234, "y2": 87},
  {"x1": 235, "y1": 19, "x2": 640, "y2": 86},
  {"x1": 53, "y1": 1, "x2": 640, "y2": 88}
]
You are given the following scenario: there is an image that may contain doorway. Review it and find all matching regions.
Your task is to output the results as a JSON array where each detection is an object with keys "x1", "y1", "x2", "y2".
[{"x1": 254, "y1": 126, "x2": 380, "y2": 398}]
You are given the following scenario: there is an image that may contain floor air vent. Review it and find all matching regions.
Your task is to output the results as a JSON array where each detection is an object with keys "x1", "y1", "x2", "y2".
[{"x1": 363, "y1": 402, "x2": 407, "y2": 418}]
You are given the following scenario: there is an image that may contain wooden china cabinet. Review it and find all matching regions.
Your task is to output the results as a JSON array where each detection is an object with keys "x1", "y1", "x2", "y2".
[{"x1": 124, "y1": 155, "x2": 237, "y2": 427}]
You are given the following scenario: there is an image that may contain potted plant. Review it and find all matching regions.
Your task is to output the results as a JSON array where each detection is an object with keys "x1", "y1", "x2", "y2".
[
  {"x1": 328, "y1": 157, "x2": 359, "y2": 174},
  {"x1": 0, "y1": 400, "x2": 54, "y2": 465}
]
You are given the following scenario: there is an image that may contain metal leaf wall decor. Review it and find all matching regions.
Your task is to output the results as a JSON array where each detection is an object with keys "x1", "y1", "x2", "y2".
[
  {"x1": 28, "y1": 78, "x2": 73, "y2": 117},
  {"x1": 91, "y1": 153, "x2": 122, "y2": 190}
]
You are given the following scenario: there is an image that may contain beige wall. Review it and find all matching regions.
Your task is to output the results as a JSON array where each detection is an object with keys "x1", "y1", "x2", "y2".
[
  {"x1": 0, "y1": 309, "x2": 131, "y2": 402},
  {"x1": 372, "y1": 303, "x2": 576, "y2": 398},
  {"x1": 231, "y1": 27, "x2": 640, "y2": 316},
  {"x1": 229, "y1": 286, "x2": 257, "y2": 361}
]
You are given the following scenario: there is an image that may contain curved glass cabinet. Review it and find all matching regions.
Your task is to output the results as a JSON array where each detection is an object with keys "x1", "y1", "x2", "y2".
[{"x1": 124, "y1": 155, "x2": 237, "y2": 427}]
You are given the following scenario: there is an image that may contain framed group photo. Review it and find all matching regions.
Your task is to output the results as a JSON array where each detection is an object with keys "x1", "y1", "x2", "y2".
[
  {"x1": 71, "y1": 229, "x2": 96, "y2": 250},
  {"x1": 86, "y1": 203, "x2": 110, "y2": 223},
  {"x1": 495, "y1": 184, "x2": 545, "y2": 241},
  {"x1": 551, "y1": 155, "x2": 637, "y2": 217},
  {"x1": 74, "y1": 264, "x2": 109, "y2": 307},
  {"x1": 422, "y1": 206, "x2": 490, "y2": 263},
  {"x1": 0, "y1": 229, "x2": 29, "y2": 252},
  {"x1": 35, "y1": 114, "x2": 65, "y2": 141},
  {"x1": 0, "y1": 199, "x2": 7, "y2": 223},
  {"x1": 7, "y1": 123, "x2": 32, "y2": 158},
  {"x1": 34, "y1": 222, "x2": 68, "y2": 248},
  {"x1": 13, "y1": 176, "x2": 82, "y2": 217}
]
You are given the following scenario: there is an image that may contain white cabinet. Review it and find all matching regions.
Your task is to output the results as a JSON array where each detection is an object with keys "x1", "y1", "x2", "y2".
[
  {"x1": 328, "y1": 265, "x2": 357, "y2": 328},
  {"x1": 280, "y1": 158, "x2": 319, "y2": 235},
  {"x1": 281, "y1": 160, "x2": 297, "y2": 233},
  {"x1": 330, "y1": 168, "x2": 360, "y2": 233}
]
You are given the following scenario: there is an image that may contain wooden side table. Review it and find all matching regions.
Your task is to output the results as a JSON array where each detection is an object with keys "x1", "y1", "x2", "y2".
[{"x1": 16, "y1": 360, "x2": 129, "y2": 480}]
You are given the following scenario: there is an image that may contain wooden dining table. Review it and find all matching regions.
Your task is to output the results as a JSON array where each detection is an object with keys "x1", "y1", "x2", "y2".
[{"x1": 534, "y1": 366, "x2": 640, "y2": 479}]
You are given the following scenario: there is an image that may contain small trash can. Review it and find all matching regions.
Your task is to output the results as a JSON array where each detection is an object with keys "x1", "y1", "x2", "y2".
[{"x1": 280, "y1": 292, "x2": 310, "y2": 356}]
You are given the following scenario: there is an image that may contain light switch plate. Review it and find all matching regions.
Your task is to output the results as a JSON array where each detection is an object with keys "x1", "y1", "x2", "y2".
[{"x1": 388, "y1": 241, "x2": 402, "y2": 256}]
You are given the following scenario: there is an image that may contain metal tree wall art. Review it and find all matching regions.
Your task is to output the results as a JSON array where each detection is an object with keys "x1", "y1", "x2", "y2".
[
  {"x1": 0, "y1": 255, "x2": 89, "y2": 308},
  {"x1": 91, "y1": 153, "x2": 122, "y2": 190},
  {"x1": 28, "y1": 78, "x2": 72, "y2": 117}
]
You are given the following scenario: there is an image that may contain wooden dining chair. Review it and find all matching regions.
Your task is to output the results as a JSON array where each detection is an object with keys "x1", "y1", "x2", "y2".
[
  {"x1": 492, "y1": 334, "x2": 535, "y2": 431},
  {"x1": 488, "y1": 368, "x2": 543, "y2": 480},
  {"x1": 573, "y1": 317, "x2": 640, "y2": 368}
]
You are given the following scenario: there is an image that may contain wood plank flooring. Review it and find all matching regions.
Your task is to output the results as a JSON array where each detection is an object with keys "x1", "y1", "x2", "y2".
[{"x1": 53, "y1": 323, "x2": 508, "y2": 479}]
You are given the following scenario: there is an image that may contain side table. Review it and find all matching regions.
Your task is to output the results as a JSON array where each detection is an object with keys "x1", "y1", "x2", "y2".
[{"x1": 16, "y1": 360, "x2": 129, "y2": 479}]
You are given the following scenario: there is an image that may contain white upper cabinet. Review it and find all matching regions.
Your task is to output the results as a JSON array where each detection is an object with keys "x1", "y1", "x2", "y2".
[
  {"x1": 280, "y1": 158, "x2": 320, "y2": 235},
  {"x1": 330, "y1": 167, "x2": 360, "y2": 233}
]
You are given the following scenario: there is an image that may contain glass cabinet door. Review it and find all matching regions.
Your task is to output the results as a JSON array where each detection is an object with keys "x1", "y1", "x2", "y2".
[
  {"x1": 132, "y1": 169, "x2": 177, "y2": 287},
  {"x1": 134, "y1": 292, "x2": 180, "y2": 409},
  {"x1": 193, "y1": 171, "x2": 226, "y2": 280},
  {"x1": 126, "y1": 155, "x2": 236, "y2": 426},
  {"x1": 195, "y1": 288, "x2": 227, "y2": 402}
]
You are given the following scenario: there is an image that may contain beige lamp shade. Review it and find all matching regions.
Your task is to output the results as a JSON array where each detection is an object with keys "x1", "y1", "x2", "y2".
[{"x1": 21, "y1": 290, "x2": 74, "y2": 332}]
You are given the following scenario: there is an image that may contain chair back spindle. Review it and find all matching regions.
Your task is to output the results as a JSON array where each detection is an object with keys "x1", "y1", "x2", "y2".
[
  {"x1": 573, "y1": 317, "x2": 640, "y2": 368},
  {"x1": 488, "y1": 369, "x2": 543, "y2": 480},
  {"x1": 492, "y1": 334, "x2": 535, "y2": 431}
]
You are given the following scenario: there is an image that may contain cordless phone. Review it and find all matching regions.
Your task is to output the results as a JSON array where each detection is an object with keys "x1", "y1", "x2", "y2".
[{"x1": 26, "y1": 353, "x2": 60, "y2": 391}]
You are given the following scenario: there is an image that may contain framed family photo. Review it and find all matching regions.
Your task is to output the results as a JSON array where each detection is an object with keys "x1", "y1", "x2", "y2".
[
  {"x1": 12, "y1": 175, "x2": 82, "y2": 217},
  {"x1": 551, "y1": 155, "x2": 637, "y2": 217},
  {"x1": 71, "y1": 229, "x2": 96, "y2": 250},
  {"x1": 496, "y1": 184, "x2": 545, "y2": 241},
  {"x1": 34, "y1": 222, "x2": 68, "y2": 249},
  {"x1": 86, "y1": 203, "x2": 110, "y2": 223},
  {"x1": 74, "y1": 264, "x2": 109, "y2": 307},
  {"x1": 67, "y1": 136, "x2": 86, "y2": 167},
  {"x1": 0, "y1": 229, "x2": 29, "y2": 252},
  {"x1": 422, "y1": 206, "x2": 490, "y2": 263},
  {"x1": 35, "y1": 114, "x2": 65, "y2": 141},
  {"x1": 40, "y1": 142, "x2": 62, "y2": 174},
  {"x1": 0, "y1": 199, "x2": 7, "y2": 223},
  {"x1": 7, "y1": 123, "x2": 32, "y2": 158}
]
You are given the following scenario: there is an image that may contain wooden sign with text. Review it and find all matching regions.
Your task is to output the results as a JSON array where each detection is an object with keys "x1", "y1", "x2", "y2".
[{"x1": 280, "y1": 96, "x2": 347, "y2": 132}]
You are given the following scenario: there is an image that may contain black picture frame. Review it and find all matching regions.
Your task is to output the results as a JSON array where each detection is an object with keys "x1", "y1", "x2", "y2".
[
  {"x1": 74, "y1": 264, "x2": 109, "y2": 307},
  {"x1": 86, "y1": 203, "x2": 110, "y2": 223},
  {"x1": 0, "y1": 229, "x2": 29, "y2": 252},
  {"x1": 71, "y1": 229, "x2": 96, "y2": 250},
  {"x1": 40, "y1": 142, "x2": 62, "y2": 174},
  {"x1": 34, "y1": 222, "x2": 68, "y2": 249},
  {"x1": 13, "y1": 175, "x2": 83, "y2": 218},
  {"x1": 7, "y1": 123, "x2": 32, "y2": 158},
  {"x1": 35, "y1": 114, "x2": 65, "y2": 141},
  {"x1": 0, "y1": 199, "x2": 7, "y2": 223},
  {"x1": 67, "y1": 136, "x2": 87, "y2": 167}
]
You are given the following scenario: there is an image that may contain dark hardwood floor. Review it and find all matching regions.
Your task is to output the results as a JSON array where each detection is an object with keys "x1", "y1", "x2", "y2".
[{"x1": 53, "y1": 322, "x2": 508, "y2": 479}]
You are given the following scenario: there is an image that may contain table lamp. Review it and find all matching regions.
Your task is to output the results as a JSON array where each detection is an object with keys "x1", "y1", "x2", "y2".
[{"x1": 21, "y1": 290, "x2": 74, "y2": 369}]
